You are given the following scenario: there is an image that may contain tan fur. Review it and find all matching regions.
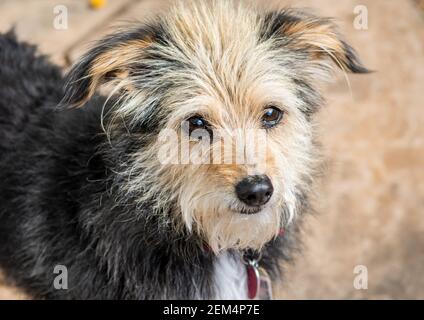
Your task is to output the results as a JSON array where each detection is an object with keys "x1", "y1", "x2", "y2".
[
  {"x1": 76, "y1": 39, "x2": 153, "y2": 107},
  {"x1": 281, "y1": 18, "x2": 351, "y2": 71}
]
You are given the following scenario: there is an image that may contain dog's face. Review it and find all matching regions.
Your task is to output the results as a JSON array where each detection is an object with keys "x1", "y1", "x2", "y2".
[{"x1": 64, "y1": 1, "x2": 367, "y2": 252}]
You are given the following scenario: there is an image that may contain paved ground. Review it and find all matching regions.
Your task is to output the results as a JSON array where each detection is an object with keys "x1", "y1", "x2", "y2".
[{"x1": 0, "y1": 0, "x2": 423, "y2": 299}]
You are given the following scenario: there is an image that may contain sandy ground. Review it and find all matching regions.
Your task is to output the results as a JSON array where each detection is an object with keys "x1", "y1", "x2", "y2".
[{"x1": 0, "y1": 0, "x2": 423, "y2": 299}]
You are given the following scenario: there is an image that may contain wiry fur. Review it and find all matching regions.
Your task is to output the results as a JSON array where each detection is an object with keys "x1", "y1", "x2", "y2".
[{"x1": 0, "y1": 1, "x2": 367, "y2": 299}]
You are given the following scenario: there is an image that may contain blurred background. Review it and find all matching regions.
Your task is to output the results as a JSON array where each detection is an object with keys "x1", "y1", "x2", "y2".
[{"x1": 0, "y1": 0, "x2": 423, "y2": 299}]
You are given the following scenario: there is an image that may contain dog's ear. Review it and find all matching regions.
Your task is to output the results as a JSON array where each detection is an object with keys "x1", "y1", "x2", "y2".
[
  {"x1": 62, "y1": 26, "x2": 157, "y2": 108},
  {"x1": 261, "y1": 10, "x2": 370, "y2": 74}
]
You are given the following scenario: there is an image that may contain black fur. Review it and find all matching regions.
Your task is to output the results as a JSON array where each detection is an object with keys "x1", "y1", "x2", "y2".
[{"x1": 0, "y1": 31, "x2": 296, "y2": 299}]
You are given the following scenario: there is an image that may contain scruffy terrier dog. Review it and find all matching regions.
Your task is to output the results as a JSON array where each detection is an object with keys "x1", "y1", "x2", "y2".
[{"x1": 0, "y1": 1, "x2": 368, "y2": 299}]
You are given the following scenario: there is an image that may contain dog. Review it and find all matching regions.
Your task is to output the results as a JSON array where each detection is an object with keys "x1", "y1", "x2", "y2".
[{"x1": 0, "y1": 0, "x2": 368, "y2": 299}]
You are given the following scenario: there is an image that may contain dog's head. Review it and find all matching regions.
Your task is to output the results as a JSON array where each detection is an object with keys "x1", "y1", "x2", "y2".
[{"x1": 63, "y1": 1, "x2": 368, "y2": 252}]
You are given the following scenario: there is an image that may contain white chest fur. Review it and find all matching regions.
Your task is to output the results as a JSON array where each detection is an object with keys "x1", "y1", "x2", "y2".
[{"x1": 213, "y1": 252, "x2": 248, "y2": 300}]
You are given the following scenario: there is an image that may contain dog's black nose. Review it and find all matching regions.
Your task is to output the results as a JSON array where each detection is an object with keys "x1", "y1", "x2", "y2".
[{"x1": 235, "y1": 175, "x2": 274, "y2": 207}]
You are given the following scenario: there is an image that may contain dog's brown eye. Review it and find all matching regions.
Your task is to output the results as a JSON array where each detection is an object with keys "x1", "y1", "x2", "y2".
[
  {"x1": 187, "y1": 115, "x2": 208, "y2": 134},
  {"x1": 261, "y1": 106, "x2": 283, "y2": 128}
]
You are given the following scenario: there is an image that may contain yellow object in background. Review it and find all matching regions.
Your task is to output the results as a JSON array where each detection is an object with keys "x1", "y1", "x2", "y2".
[{"x1": 90, "y1": 0, "x2": 107, "y2": 10}]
